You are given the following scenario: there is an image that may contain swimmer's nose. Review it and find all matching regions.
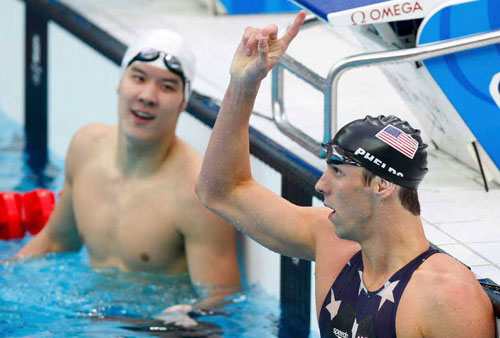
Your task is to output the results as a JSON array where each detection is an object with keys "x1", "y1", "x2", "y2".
[
  {"x1": 315, "y1": 172, "x2": 329, "y2": 196},
  {"x1": 138, "y1": 83, "x2": 158, "y2": 107}
]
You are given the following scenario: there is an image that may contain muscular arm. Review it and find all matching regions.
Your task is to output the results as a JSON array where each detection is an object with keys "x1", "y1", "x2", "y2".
[
  {"x1": 14, "y1": 182, "x2": 81, "y2": 257},
  {"x1": 196, "y1": 12, "x2": 324, "y2": 261},
  {"x1": 181, "y1": 192, "x2": 241, "y2": 309},
  {"x1": 403, "y1": 262, "x2": 496, "y2": 338},
  {"x1": 422, "y1": 279, "x2": 495, "y2": 337},
  {"x1": 13, "y1": 127, "x2": 90, "y2": 258}
]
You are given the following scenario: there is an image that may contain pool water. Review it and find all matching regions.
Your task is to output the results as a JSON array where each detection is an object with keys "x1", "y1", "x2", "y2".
[
  {"x1": 0, "y1": 114, "x2": 63, "y2": 193},
  {"x1": 0, "y1": 244, "x2": 282, "y2": 338},
  {"x1": 0, "y1": 112, "x2": 285, "y2": 337}
]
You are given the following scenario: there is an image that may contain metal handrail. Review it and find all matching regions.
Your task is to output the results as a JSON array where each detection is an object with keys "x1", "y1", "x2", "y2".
[{"x1": 271, "y1": 27, "x2": 500, "y2": 158}]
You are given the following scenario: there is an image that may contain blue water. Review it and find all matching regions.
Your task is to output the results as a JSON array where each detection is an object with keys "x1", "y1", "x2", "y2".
[
  {"x1": 0, "y1": 113, "x2": 63, "y2": 192},
  {"x1": 0, "y1": 112, "x2": 285, "y2": 337},
  {"x1": 0, "y1": 244, "x2": 281, "y2": 337}
]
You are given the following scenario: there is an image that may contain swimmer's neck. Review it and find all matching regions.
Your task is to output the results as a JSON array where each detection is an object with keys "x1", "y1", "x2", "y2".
[
  {"x1": 115, "y1": 132, "x2": 178, "y2": 177},
  {"x1": 359, "y1": 211, "x2": 428, "y2": 287}
]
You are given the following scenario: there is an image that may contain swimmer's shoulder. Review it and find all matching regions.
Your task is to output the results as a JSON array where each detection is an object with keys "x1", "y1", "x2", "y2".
[
  {"x1": 156, "y1": 138, "x2": 202, "y2": 206},
  {"x1": 414, "y1": 251, "x2": 482, "y2": 285},
  {"x1": 169, "y1": 137, "x2": 203, "y2": 178},
  {"x1": 400, "y1": 252, "x2": 495, "y2": 336},
  {"x1": 66, "y1": 124, "x2": 115, "y2": 169},
  {"x1": 411, "y1": 252, "x2": 488, "y2": 300},
  {"x1": 69, "y1": 123, "x2": 115, "y2": 153}
]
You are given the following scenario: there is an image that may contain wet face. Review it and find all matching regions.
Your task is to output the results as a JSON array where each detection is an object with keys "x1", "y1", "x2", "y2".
[
  {"x1": 315, "y1": 163, "x2": 376, "y2": 241},
  {"x1": 117, "y1": 62, "x2": 187, "y2": 143}
]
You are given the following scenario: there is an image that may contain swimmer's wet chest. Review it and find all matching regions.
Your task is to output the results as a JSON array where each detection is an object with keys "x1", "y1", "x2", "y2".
[{"x1": 72, "y1": 170, "x2": 187, "y2": 269}]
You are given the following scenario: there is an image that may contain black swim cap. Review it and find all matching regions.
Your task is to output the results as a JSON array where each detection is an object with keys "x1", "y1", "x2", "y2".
[{"x1": 329, "y1": 115, "x2": 428, "y2": 190}]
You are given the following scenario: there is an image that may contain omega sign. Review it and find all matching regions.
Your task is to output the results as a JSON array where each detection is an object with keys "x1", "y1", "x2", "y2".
[{"x1": 350, "y1": 1, "x2": 423, "y2": 25}]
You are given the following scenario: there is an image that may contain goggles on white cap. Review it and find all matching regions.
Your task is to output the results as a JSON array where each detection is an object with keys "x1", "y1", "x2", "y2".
[
  {"x1": 127, "y1": 48, "x2": 190, "y2": 96},
  {"x1": 121, "y1": 29, "x2": 196, "y2": 102}
]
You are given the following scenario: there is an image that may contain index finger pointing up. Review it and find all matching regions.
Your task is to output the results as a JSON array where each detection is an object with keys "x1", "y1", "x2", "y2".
[{"x1": 281, "y1": 10, "x2": 306, "y2": 47}]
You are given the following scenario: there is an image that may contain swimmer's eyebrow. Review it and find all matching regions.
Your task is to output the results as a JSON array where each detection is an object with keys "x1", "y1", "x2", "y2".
[
  {"x1": 130, "y1": 66, "x2": 147, "y2": 75},
  {"x1": 130, "y1": 66, "x2": 181, "y2": 85}
]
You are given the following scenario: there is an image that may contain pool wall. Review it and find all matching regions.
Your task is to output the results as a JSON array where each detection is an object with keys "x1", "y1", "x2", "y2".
[{"x1": 0, "y1": 0, "x2": 321, "y2": 335}]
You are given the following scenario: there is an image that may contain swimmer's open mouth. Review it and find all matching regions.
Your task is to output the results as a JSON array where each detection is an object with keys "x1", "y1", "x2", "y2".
[
  {"x1": 325, "y1": 204, "x2": 336, "y2": 216},
  {"x1": 132, "y1": 109, "x2": 155, "y2": 120}
]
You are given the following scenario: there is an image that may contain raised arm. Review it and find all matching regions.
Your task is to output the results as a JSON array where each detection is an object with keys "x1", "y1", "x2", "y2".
[{"x1": 196, "y1": 12, "x2": 325, "y2": 261}]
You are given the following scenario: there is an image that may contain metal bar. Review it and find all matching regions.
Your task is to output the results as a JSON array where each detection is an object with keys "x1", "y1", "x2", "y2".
[
  {"x1": 325, "y1": 29, "x2": 500, "y2": 144},
  {"x1": 23, "y1": 0, "x2": 126, "y2": 66},
  {"x1": 279, "y1": 54, "x2": 326, "y2": 90},
  {"x1": 272, "y1": 28, "x2": 500, "y2": 158},
  {"x1": 271, "y1": 57, "x2": 325, "y2": 155},
  {"x1": 472, "y1": 141, "x2": 489, "y2": 192}
]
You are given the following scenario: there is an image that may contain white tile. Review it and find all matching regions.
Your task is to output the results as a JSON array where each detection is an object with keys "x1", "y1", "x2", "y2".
[
  {"x1": 467, "y1": 243, "x2": 500, "y2": 264},
  {"x1": 421, "y1": 201, "x2": 480, "y2": 224},
  {"x1": 435, "y1": 220, "x2": 500, "y2": 243},
  {"x1": 422, "y1": 223, "x2": 457, "y2": 245},
  {"x1": 418, "y1": 188, "x2": 447, "y2": 203},
  {"x1": 442, "y1": 191, "x2": 500, "y2": 223},
  {"x1": 470, "y1": 265, "x2": 500, "y2": 284},
  {"x1": 437, "y1": 244, "x2": 489, "y2": 266}
]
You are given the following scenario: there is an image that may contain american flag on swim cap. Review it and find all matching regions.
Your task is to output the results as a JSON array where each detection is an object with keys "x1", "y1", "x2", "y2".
[{"x1": 375, "y1": 125, "x2": 418, "y2": 159}]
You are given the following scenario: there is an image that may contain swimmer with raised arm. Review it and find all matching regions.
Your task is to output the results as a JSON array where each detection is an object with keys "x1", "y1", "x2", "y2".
[
  {"x1": 14, "y1": 29, "x2": 240, "y2": 310},
  {"x1": 196, "y1": 11, "x2": 495, "y2": 337}
]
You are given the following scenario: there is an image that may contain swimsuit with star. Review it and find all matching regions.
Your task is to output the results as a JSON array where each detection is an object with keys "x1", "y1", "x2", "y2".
[{"x1": 318, "y1": 247, "x2": 439, "y2": 338}]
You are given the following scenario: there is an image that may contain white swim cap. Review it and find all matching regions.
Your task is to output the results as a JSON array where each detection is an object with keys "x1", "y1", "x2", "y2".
[{"x1": 121, "y1": 29, "x2": 196, "y2": 102}]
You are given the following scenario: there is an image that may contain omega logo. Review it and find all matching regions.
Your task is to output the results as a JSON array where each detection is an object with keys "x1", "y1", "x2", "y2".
[
  {"x1": 350, "y1": 11, "x2": 366, "y2": 25},
  {"x1": 351, "y1": 1, "x2": 423, "y2": 25}
]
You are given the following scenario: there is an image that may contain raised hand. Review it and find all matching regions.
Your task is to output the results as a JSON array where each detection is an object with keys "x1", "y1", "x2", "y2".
[{"x1": 230, "y1": 10, "x2": 306, "y2": 84}]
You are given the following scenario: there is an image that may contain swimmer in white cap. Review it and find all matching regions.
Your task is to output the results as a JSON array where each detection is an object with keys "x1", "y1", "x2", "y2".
[
  {"x1": 14, "y1": 29, "x2": 240, "y2": 312},
  {"x1": 197, "y1": 11, "x2": 495, "y2": 337},
  {"x1": 120, "y1": 29, "x2": 196, "y2": 102}
]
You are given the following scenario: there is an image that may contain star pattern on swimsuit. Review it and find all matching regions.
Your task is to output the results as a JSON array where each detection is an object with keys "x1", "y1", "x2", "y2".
[
  {"x1": 325, "y1": 289, "x2": 342, "y2": 320},
  {"x1": 358, "y1": 270, "x2": 368, "y2": 295},
  {"x1": 376, "y1": 280, "x2": 400, "y2": 311}
]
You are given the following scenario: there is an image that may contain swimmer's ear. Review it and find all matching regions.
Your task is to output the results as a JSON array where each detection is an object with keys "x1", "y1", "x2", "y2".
[
  {"x1": 116, "y1": 78, "x2": 123, "y2": 95},
  {"x1": 180, "y1": 100, "x2": 188, "y2": 113},
  {"x1": 376, "y1": 178, "x2": 396, "y2": 199}
]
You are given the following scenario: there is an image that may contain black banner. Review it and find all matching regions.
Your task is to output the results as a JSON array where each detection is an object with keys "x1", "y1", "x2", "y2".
[{"x1": 25, "y1": 4, "x2": 48, "y2": 171}]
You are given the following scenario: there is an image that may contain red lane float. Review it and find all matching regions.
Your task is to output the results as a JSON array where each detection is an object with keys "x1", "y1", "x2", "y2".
[
  {"x1": 22, "y1": 189, "x2": 55, "y2": 235},
  {"x1": 0, "y1": 192, "x2": 24, "y2": 240},
  {"x1": 0, "y1": 189, "x2": 56, "y2": 240}
]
